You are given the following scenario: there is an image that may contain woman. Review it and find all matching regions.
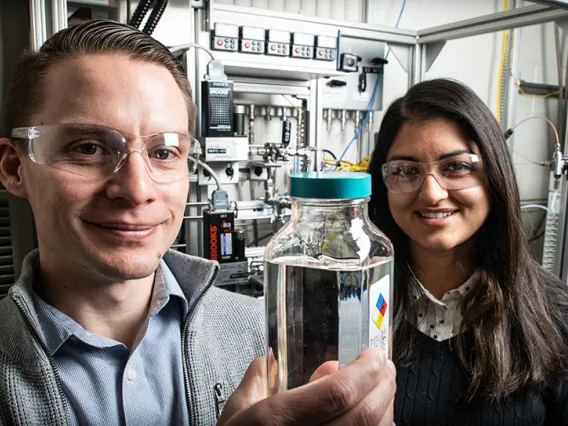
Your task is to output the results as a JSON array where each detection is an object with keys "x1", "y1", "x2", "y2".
[{"x1": 368, "y1": 78, "x2": 568, "y2": 425}]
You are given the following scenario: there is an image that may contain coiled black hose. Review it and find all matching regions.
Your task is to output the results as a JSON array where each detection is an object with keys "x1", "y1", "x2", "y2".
[
  {"x1": 143, "y1": 0, "x2": 168, "y2": 35},
  {"x1": 128, "y1": 0, "x2": 155, "y2": 29}
]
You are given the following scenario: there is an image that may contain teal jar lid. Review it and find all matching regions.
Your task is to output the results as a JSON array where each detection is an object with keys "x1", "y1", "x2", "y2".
[{"x1": 289, "y1": 172, "x2": 371, "y2": 199}]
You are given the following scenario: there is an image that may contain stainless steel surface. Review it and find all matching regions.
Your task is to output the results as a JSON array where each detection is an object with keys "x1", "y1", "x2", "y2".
[
  {"x1": 320, "y1": 36, "x2": 385, "y2": 111},
  {"x1": 30, "y1": 0, "x2": 48, "y2": 50},
  {"x1": 558, "y1": 109, "x2": 568, "y2": 282},
  {"x1": 557, "y1": 180, "x2": 568, "y2": 281},
  {"x1": 423, "y1": 41, "x2": 446, "y2": 74},
  {"x1": 191, "y1": 0, "x2": 206, "y2": 9},
  {"x1": 52, "y1": 0, "x2": 67, "y2": 34},
  {"x1": 210, "y1": 54, "x2": 345, "y2": 80},
  {"x1": 186, "y1": 6, "x2": 201, "y2": 257},
  {"x1": 412, "y1": 43, "x2": 423, "y2": 84},
  {"x1": 527, "y1": 0, "x2": 568, "y2": 8},
  {"x1": 68, "y1": 0, "x2": 110, "y2": 5},
  {"x1": 557, "y1": 17, "x2": 568, "y2": 34},
  {"x1": 202, "y1": 2, "x2": 413, "y2": 81},
  {"x1": 418, "y1": 5, "x2": 568, "y2": 44},
  {"x1": 542, "y1": 175, "x2": 562, "y2": 273},
  {"x1": 232, "y1": 78, "x2": 310, "y2": 97},
  {"x1": 209, "y1": 3, "x2": 416, "y2": 45},
  {"x1": 387, "y1": 43, "x2": 411, "y2": 74}
]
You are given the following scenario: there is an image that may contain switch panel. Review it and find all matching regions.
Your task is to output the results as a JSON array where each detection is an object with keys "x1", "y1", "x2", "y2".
[
  {"x1": 315, "y1": 35, "x2": 337, "y2": 61},
  {"x1": 213, "y1": 23, "x2": 239, "y2": 52},
  {"x1": 240, "y1": 26, "x2": 265, "y2": 54},
  {"x1": 266, "y1": 29, "x2": 291, "y2": 56},
  {"x1": 198, "y1": 161, "x2": 239, "y2": 186},
  {"x1": 291, "y1": 32, "x2": 314, "y2": 59}
]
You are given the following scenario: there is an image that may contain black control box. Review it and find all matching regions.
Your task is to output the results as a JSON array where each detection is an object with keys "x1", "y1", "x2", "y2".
[
  {"x1": 201, "y1": 80, "x2": 233, "y2": 137},
  {"x1": 203, "y1": 209, "x2": 235, "y2": 264}
]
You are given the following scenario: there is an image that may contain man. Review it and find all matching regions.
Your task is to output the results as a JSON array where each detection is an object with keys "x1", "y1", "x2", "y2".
[{"x1": 0, "y1": 20, "x2": 395, "y2": 425}]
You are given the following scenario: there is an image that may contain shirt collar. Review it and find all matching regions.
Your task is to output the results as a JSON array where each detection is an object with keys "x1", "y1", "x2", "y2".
[
  {"x1": 33, "y1": 260, "x2": 189, "y2": 356},
  {"x1": 153, "y1": 259, "x2": 189, "y2": 318},
  {"x1": 408, "y1": 264, "x2": 476, "y2": 308}
]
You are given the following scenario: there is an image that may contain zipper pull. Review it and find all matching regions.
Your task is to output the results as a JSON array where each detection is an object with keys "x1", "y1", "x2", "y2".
[{"x1": 214, "y1": 382, "x2": 226, "y2": 418}]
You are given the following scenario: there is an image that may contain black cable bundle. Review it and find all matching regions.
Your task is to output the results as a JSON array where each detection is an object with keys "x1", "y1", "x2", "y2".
[
  {"x1": 128, "y1": 0, "x2": 155, "y2": 29},
  {"x1": 142, "y1": 0, "x2": 169, "y2": 35}
]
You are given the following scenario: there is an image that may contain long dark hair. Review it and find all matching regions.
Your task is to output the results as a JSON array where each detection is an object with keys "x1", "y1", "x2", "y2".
[{"x1": 368, "y1": 78, "x2": 568, "y2": 400}]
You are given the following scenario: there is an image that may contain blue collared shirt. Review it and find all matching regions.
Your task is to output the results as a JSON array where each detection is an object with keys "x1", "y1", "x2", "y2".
[{"x1": 33, "y1": 261, "x2": 190, "y2": 426}]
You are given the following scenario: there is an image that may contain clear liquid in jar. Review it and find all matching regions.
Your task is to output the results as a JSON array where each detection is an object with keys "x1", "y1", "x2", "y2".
[{"x1": 265, "y1": 255, "x2": 393, "y2": 393}]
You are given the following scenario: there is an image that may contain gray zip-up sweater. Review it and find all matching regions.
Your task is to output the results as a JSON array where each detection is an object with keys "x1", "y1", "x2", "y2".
[{"x1": 0, "y1": 249, "x2": 265, "y2": 425}]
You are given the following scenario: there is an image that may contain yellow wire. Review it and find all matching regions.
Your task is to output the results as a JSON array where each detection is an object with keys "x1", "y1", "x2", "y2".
[
  {"x1": 496, "y1": 0, "x2": 508, "y2": 124},
  {"x1": 325, "y1": 156, "x2": 372, "y2": 172},
  {"x1": 510, "y1": 73, "x2": 560, "y2": 99},
  {"x1": 281, "y1": 95, "x2": 303, "y2": 113}
]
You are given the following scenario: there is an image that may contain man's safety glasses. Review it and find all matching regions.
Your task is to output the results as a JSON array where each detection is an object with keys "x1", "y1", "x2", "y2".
[
  {"x1": 381, "y1": 153, "x2": 484, "y2": 193},
  {"x1": 11, "y1": 124, "x2": 201, "y2": 183}
]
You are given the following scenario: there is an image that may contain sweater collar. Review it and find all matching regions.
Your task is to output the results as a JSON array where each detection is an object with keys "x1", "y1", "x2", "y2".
[{"x1": 7, "y1": 249, "x2": 218, "y2": 356}]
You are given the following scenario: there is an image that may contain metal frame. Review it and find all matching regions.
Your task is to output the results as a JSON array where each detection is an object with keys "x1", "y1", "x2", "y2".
[
  {"x1": 51, "y1": 0, "x2": 67, "y2": 35},
  {"x1": 528, "y1": 0, "x2": 568, "y2": 8},
  {"x1": 418, "y1": 4, "x2": 568, "y2": 43},
  {"x1": 555, "y1": 109, "x2": 568, "y2": 281},
  {"x1": 29, "y1": 0, "x2": 47, "y2": 50},
  {"x1": 208, "y1": 3, "x2": 417, "y2": 45},
  {"x1": 415, "y1": 4, "x2": 568, "y2": 81}
]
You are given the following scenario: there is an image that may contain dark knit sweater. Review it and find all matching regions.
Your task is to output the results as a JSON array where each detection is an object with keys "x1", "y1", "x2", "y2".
[{"x1": 394, "y1": 326, "x2": 568, "y2": 426}]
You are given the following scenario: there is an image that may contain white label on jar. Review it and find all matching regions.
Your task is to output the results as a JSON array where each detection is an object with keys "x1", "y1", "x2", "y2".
[{"x1": 369, "y1": 274, "x2": 390, "y2": 356}]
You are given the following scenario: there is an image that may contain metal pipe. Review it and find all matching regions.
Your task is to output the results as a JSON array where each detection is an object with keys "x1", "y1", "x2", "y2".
[
  {"x1": 249, "y1": 104, "x2": 255, "y2": 144},
  {"x1": 51, "y1": 0, "x2": 67, "y2": 35},
  {"x1": 418, "y1": 5, "x2": 568, "y2": 44},
  {"x1": 325, "y1": 109, "x2": 333, "y2": 131},
  {"x1": 368, "y1": 111, "x2": 375, "y2": 155},
  {"x1": 234, "y1": 200, "x2": 269, "y2": 211},
  {"x1": 30, "y1": 0, "x2": 47, "y2": 50}
]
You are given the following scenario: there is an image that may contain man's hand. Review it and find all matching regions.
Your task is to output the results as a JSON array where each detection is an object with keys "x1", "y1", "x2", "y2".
[{"x1": 218, "y1": 348, "x2": 396, "y2": 426}]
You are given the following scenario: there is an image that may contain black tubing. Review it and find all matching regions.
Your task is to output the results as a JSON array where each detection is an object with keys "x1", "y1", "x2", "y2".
[
  {"x1": 143, "y1": 0, "x2": 168, "y2": 35},
  {"x1": 128, "y1": 0, "x2": 154, "y2": 29}
]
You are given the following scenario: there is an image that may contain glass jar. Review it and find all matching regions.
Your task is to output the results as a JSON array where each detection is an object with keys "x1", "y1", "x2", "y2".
[{"x1": 264, "y1": 172, "x2": 394, "y2": 394}]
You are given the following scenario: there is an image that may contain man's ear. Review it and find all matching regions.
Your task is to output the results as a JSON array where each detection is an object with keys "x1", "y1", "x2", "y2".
[{"x1": 0, "y1": 138, "x2": 28, "y2": 198}]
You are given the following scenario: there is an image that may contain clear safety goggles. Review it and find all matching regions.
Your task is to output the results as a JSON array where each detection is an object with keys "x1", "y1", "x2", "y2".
[
  {"x1": 381, "y1": 153, "x2": 484, "y2": 193},
  {"x1": 11, "y1": 124, "x2": 201, "y2": 183}
]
